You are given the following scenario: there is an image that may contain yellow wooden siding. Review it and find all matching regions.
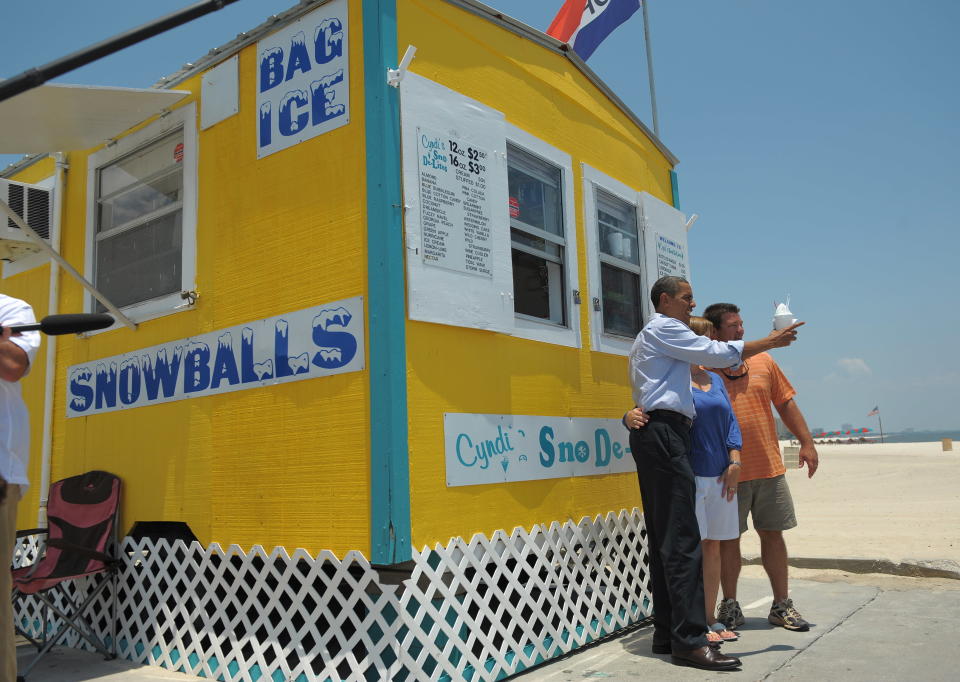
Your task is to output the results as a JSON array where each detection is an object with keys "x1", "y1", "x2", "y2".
[
  {"x1": 399, "y1": 0, "x2": 672, "y2": 548},
  {"x1": 6, "y1": 0, "x2": 370, "y2": 556}
]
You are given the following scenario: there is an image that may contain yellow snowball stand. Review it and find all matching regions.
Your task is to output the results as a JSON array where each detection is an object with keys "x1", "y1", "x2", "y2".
[{"x1": 2, "y1": 2, "x2": 693, "y2": 679}]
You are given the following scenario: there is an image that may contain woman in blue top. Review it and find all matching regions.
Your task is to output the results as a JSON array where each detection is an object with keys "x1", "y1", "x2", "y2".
[{"x1": 687, "y1": 316, "x2": 743, "y2": 643}]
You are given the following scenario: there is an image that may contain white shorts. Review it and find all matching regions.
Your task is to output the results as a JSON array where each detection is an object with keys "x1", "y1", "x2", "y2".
[{"x1": 695, "y1": 475, "x2": 740, "y2": 541}]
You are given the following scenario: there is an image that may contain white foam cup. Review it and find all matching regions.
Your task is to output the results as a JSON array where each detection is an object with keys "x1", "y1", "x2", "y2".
[{"x1": 773, "y1": 313, "x2": 796, "y2": 330}]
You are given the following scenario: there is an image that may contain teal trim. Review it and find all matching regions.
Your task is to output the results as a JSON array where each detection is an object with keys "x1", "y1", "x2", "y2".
[
  {"x1": 363, "y1": 0, "x2": 411, "y2": 564},
  {"x1": 669, "y1": 169, "x2": 680, "y2": 209}
]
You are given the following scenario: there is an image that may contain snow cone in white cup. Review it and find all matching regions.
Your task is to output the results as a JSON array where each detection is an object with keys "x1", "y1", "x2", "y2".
[{"x1": 773, "y1": 299, "x2": 796, "y2": 330}]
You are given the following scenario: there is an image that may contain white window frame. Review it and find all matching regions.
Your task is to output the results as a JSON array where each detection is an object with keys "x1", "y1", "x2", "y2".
[
  {"x1": 506, "y1": 124, "x2": 580, "y2": 348},
  {"x1": 582, "y1": 164, "x2": 645, "y2": 356},
  {"x1": 84, "y1": 103, "x2": 197, "y2": 324}
]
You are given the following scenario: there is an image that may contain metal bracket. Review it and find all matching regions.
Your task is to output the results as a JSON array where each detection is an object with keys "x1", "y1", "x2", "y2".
[
  {"x1": 174, "y1": 290, "x2": 200, "y2": 309},
  {"x1": 387, "y1": 45, "x2": 417, "y2": 88}
]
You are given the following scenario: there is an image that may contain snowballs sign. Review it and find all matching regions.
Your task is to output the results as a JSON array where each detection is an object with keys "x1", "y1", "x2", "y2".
[
  {"x1": 256, "y1": 0, "x2": 349, "y2": 158},
  {"x1": 66, "y1": 297, "x2": 364, "y2": 417}
]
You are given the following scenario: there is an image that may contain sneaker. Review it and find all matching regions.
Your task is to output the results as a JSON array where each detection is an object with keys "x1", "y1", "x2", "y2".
[
  {"x1": 768, "y1": 598, "x2": 810, "y2": 631},
  {"x1": 716, "y1": 598, "x2": 745, "y2": 629}
]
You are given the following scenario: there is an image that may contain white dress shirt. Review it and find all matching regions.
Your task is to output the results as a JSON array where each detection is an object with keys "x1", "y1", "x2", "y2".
[
  {"x1": 0, "y1": 294, "x2": 41, "y2": 488},
  {"x1": 629, "y1": 313, "x2": 743, "y2": 419}
]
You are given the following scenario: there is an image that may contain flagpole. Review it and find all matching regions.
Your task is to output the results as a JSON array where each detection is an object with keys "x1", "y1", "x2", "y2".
[
  {"x1": 877, "y1": 411, "x2": 885, "y2": 444},
  {"x1": 640, "y1": 0, "x2": 661, "y2": 137}
]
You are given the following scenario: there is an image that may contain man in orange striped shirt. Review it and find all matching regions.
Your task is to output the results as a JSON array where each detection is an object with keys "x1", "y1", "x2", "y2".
[{"x1": 704, "y1": 303, "x2": 819, "y2": 633}]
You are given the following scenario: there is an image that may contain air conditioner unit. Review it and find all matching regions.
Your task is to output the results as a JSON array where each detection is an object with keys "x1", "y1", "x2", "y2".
[{"x1": 0, "y1": 178, "x2": 52, "y2": 261}]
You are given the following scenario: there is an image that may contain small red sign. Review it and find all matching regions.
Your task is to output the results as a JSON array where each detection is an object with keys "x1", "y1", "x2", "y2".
[
  {"x1": 174, "y1": 143, "x2": 184, "y2": 163},
  {"x1": 509, "y1": 197, "x2": 520, "y2": 218}
]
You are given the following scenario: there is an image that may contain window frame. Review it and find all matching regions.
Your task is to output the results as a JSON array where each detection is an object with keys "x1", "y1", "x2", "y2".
[
  {"x1": 84, "y1": 103, "x2": 197, "y2": 324},
  {"x1": 505, "y1": 124, "x2": 580, "y2": 348},
  {"x1": 582, "y1": 164, "x2": 645, "y2": 356}
]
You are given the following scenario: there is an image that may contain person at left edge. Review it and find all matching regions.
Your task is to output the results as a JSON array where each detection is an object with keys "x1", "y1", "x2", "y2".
[
  {"x1": 0, "y1": 293, "x2": 41, "y2": 682},
  {"x1": 630, "y1": 276, "x2": 801, "y2": 671}
]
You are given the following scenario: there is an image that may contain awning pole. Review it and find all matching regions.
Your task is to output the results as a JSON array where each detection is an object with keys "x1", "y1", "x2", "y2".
[{"x1": 0, "y1": 198, "x2": 136, "y2": 330}]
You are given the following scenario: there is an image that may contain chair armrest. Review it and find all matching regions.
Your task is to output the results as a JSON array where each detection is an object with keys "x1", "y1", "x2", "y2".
[
  {"x1": 46, "y1": 538, "x2": 118, "y2": 566},
  {"x1": 15, "y1": 527, "x2": 48, "y2": 538}
]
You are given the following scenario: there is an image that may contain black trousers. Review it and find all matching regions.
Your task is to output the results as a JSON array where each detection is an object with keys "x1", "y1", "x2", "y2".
[{"x1": 630, "y1": 418, "x2": 708, "y2": 651}]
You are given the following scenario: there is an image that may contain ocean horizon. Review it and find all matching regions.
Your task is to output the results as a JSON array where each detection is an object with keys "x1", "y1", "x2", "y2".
[
  {"x1": 869, "y1": 429, "x2": 960, "y2": 444},
  {"x1": 804, "y1": 429, "x2": 960, "y2": 444}
]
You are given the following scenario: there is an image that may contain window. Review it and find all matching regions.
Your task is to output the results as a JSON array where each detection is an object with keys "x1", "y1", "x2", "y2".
[
  {"x1": 95, "y1": 131, "x2": 183, "y2": 310},
  {"x1": 596, "y1": 191, "x2": 642, "y2": 338},
  {"x1": 582, "y1": 165, "x2": 646, "y2": 355},
  {"x1": 86, "y1": 104, "x2": 196, "y2": 322},
  {"x1": 584, "y1": 166, "x2": 691, "y2": 355},
  {"x1": 507, "y1": 144, "x2": 566, "y2": 326}
]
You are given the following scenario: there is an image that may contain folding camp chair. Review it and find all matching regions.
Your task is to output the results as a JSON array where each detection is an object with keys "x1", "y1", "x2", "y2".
[{"x1": 10, "y1": 470, "x2": 121, "y2": 679}]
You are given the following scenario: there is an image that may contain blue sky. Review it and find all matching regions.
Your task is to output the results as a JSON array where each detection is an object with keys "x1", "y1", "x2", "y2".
[{"x1": 2, "y1": 1, "x2": 957, "y2": 431}]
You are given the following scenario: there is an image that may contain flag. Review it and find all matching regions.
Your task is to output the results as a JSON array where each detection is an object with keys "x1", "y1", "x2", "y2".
[
  {"x1": 547, "y1": 0, "x2": 641, "y2": 61},
  {"x1": 867, "y1": 406, "x2": 879, "y2": 417}
]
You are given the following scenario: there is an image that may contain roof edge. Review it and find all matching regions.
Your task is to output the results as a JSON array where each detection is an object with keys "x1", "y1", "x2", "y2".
[
  {"x1": 439, "y1": 0, "x2": 679, "y2": 167},
  {"x1": 4, "y1": 0, "x2": 678, "y2": 177}
]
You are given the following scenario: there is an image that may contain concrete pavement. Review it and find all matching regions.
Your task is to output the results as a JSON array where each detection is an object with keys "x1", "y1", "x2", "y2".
[
  {"x1": 515, "y1": 567, "x2": 960, "y2": 681},
  {"x1": 15, "y1": 644, "x2": 206, "y2": 681}
]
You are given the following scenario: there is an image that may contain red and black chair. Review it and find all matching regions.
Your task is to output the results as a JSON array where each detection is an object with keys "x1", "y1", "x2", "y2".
[{"x1": 10, "y1": 470, "x2": 121, "y2": 678}]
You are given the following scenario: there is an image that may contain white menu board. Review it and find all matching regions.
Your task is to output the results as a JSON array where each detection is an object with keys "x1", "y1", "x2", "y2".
[
  {"x1": 400, "y1": 73, "x2": 513, "y2": 332},
  {"x1": 416, "y1": 127, "x2": 493, "y2": 277},
  {"x1": 653, "y1": 232, "x2": 687, "y2": 279}
]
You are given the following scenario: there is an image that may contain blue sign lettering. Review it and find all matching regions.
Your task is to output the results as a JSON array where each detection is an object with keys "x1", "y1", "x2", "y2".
[
  {"x1": 256, "y1": 3, "x2": 349, "y2": 158},
  {"x1": 67, "y1": 298, "x2": 364, "y2": 418},
  {"x1": 259, "y1": 47, "x2": 285, "y2": 93},
  {"x1": 94, "y1": 362, "x2": 118, "y2": 410},
  {"x1": 211, "y1": 333, "x2": 240, "y2": 389},
  {"x1": 594, "y1": 429, "x2": 611, "y2": 467},
  {"x1": 539, "y1": 426, "x2": 555, "y2": 467},
  {"x1": 143, "y1": 347, "x2": 182, "y2": 400},
  {"x1": 183, "y1": 342, "x2": 212, "y2": 393},
  {"x1": 314, "y1": 18, "x2": 343, "y2": 64},
  {"x1": 118, "y1": 358, "x2": 141, "y2": 405},
  {"x1": 285, "y1": 31, "x2": 312, "y2": 81},
  {"x1": 69, "y1": 367, "x2": 93, "y2": 413}
]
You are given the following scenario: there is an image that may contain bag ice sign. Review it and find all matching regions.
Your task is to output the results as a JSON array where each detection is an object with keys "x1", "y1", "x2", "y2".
[
  {"x1": 256, "y1": 0, "x2": 350, "y2": 158},
  {"x1": 66, "y1": 297, "x2": 364, "y2": 417}
]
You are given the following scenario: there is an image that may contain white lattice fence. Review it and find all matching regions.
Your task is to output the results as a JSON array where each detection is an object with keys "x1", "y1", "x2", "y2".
[{"x1": 13, "y1": 509, "x2": 652, "y2": 681}]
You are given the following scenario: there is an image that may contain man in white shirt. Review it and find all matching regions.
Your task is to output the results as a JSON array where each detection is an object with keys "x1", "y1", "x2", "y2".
[
  {"x1": 629, "y1": 276, "x2": 800, "y2": 671},
  {"x1": 0, "y1": 293, "x2": 41, "y2": 682}
]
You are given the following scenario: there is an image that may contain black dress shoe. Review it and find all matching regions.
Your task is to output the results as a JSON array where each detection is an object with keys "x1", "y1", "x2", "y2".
[{"x1": 671, "y1": 645, "x2": 741, "y2": 670}]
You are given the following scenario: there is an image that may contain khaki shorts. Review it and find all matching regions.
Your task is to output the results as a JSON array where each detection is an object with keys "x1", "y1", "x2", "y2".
[{"x1": 738, "y1": 474, "x2": 797, "y2": 533}]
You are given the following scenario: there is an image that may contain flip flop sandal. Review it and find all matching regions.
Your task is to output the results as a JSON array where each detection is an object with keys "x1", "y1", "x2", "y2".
[
  {"x1": 710, "y1": 621, "x2": 739, "y2": 641},
  {"x1": 706, "y1": 629, "x2": 724, "y2": 644}
]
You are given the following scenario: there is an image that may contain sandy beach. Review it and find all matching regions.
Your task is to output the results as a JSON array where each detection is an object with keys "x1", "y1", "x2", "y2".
[{"x1": 739, "y1": 440, "x2": 960, "y2": 568}]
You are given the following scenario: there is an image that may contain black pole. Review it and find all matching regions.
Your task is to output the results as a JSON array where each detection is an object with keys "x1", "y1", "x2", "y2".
[
  {"x1": 0, "y1": 0, "x2": 241, "y2": 104},
  {"x1": 878, "y1": 412, "x2": 885, "y2": 444}
]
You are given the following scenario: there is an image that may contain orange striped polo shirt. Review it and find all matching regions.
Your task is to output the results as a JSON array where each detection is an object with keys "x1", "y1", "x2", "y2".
[{"x1": 716, "y1": 353, "x2": 795, "y2": 482}]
